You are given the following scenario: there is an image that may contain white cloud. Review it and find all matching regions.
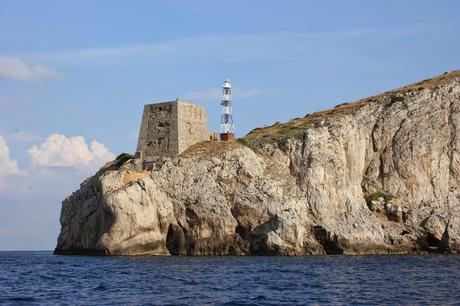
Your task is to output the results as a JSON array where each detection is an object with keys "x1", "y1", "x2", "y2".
[
  {"x1": 182, "y1": 87, "x2": 268, "y2": 101},
  {"x1": 0, "y1": 136, "x2": 25, "y2": 179},
  {"x1": 24, "y1": 26, "x2": 424, "y2": 64},
  {"x1": 182, "y1": 88, "x2": 221, "y2": 101},
  {"x1": 0, "y1": 57, "x2": 63, "y2": 81},
  {"x1": 28, "y1": 134, "x2": 115, "y2": 172},
  {"x1": 235, "y1": 89, "x2": 270, "y2": 98},
  {"x1": 5, "y1": 131, "x2": 38, "y2": 143}
]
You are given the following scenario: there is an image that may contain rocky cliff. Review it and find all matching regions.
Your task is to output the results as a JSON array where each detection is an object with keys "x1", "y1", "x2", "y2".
[{"x1": 55, "y1": 70, "x2": 460, "y2": 255}]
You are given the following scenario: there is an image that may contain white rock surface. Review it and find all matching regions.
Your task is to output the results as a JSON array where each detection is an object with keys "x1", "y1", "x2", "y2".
[{"x1": 55, "y1": 72, "x2": 460, "y2": 255}]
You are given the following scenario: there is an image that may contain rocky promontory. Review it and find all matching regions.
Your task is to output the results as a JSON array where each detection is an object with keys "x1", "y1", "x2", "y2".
[{"x1": 55, "y1": 70, "x2": 460, "y2": 255}]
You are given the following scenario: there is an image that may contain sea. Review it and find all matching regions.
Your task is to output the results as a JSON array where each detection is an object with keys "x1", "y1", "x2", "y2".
[{"x1": 0, "y1": 252, "x2": 459, "y2": 305}]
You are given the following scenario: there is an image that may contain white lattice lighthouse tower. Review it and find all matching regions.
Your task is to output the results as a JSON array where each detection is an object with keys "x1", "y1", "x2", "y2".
[{"x1": 220, "y1": 79, "x2": 236, "y2": 141}]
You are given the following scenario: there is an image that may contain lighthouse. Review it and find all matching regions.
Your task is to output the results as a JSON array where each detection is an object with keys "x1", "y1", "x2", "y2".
[{"x1": 220, "y1": 78, "x2": 236, "y2": 141}]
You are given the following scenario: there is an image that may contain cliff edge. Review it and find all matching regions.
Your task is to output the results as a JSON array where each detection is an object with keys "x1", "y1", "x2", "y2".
[{"x1": 55, "y1": 70, "x2": 460, "y2": 255}]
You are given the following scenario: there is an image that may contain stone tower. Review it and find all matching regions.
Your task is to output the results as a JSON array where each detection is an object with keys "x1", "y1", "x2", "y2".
[{"x1": 136, "y1": 99, "x2": 209, "y2": 164}]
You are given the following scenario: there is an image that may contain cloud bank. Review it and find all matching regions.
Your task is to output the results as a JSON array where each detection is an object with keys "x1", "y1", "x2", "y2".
[
  {"x1": 0, "y1": 57, "x2": 63, "y2": 81},
  {"x1": 28, "y1": 134, "x2": 115, "y2": 172},
  {"x1": 0, "y1": 136, "x2": 25, "y2": 180}
]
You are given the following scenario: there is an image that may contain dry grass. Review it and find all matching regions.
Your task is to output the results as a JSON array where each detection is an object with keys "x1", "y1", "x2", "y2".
[
  {"x1": 243, "y1": 69, "x2": 460, "y2": 142},
  {"x1": 180, "y1": 141, "x2": 244, "y2": 159},
  {"x1": 179, "y1": 70, "x2": 460, "y2": 156}
]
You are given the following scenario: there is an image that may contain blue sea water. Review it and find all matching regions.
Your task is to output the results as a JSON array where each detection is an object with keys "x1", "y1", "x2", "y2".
[{"x1": 0, "y1": 252, "x2": 459, "y2": 305}]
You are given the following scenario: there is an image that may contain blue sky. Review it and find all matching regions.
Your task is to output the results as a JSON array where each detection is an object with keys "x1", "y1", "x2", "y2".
[{"x1": 0, "y1": 1, "x2": 459, "y2": 250}]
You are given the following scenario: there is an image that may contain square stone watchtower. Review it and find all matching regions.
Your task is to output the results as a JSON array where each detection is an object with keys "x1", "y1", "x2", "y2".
[{"x1": 136, "y1": 99, "x2": 209, "y2": 164}]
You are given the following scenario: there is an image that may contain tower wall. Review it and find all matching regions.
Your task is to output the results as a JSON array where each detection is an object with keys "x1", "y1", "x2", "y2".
[
  {"x1": 136, "y1": 100, "x2": 209, "y2": 162},
  {"x1": 177, "y1": 101, "x2": 209, "y2": 154}
]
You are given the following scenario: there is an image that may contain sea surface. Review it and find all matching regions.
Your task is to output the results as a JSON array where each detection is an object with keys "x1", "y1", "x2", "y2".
[{"x1": 0, "y1": 252, "x2": 459, "y2": 305}]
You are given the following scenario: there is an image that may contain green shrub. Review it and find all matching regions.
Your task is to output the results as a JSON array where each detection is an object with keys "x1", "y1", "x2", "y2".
[
  {"x1": 113, "y1": 153, "x2": 134, "y2": 168},
  {"x1": 239, "y1": 127, "x2": 306, "y2": 153},
  {"x1": 365, "y1": 191, "x2": 395, "y2": 205},
  {"x1": 237, "y1": 138, "x2": 263, "y2": 151},
  {"x1": 284, "y1": 126, "x2": 304, "y2": 139},
  {"x1": 390, "y1": 95, "x2": 405, "y2": 103}
]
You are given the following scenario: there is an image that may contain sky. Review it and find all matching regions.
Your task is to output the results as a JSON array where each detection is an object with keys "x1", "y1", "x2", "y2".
[{"x1": 0, "y1": 1, "x2": 459, "y2": 250}]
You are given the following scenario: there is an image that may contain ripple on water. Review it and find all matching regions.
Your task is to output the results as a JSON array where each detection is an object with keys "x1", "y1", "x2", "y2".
[{"x1": 0, "y1": 252, "x2": 460, "y2": 305}]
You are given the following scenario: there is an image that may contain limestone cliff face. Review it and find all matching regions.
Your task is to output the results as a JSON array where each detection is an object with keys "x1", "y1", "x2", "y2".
[{"x1": 55, "y1": 71, "x2": 460, "y2": 255}]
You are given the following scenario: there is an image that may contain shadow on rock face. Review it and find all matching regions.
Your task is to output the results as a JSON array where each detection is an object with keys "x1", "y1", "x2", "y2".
[
  {"x1": 166, "y1": 223, "x2": 187, "y2": 255},
  {"x1": 248, "y1": 215, "x2": 281, "y2": 255},
  {"x1": 54, "y1": 177, "x2": 116, "y2": 255},
  {"x1": 313, "y1": 226, "x2": 344, "y2": 255}
]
